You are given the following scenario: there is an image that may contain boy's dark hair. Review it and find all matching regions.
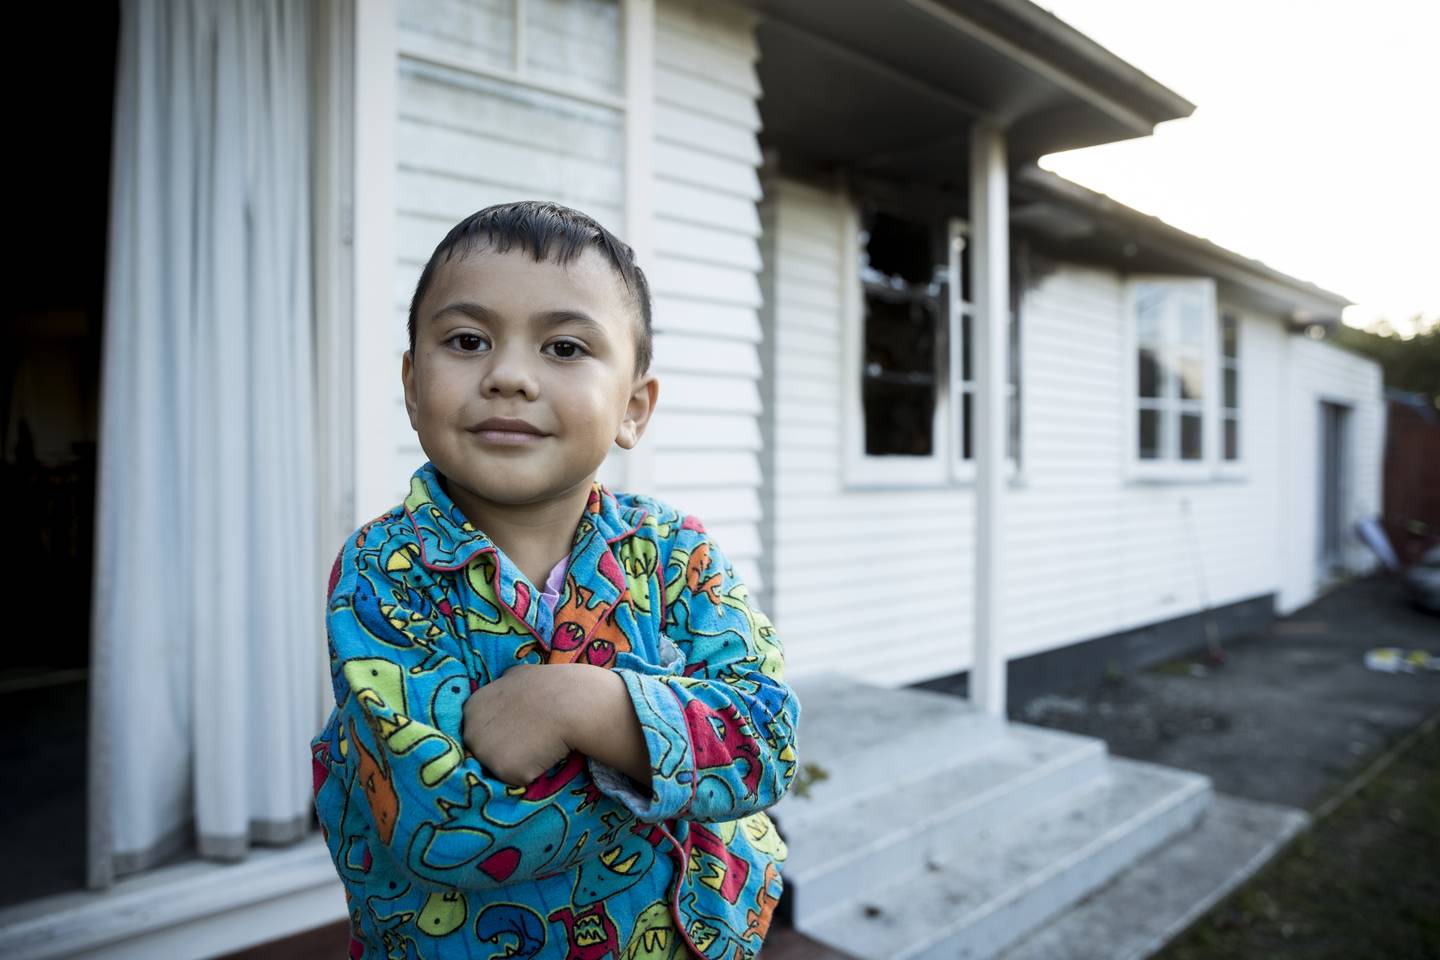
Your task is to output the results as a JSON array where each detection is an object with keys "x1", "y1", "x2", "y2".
[{"x1": 406, "y1": 200, "x2": 653, "y2": 378}]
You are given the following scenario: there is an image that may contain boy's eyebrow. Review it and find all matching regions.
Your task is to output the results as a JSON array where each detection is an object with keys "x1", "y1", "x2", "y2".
[{"x1": 432, "y1": 301, "x2": 610, "y2": 340}]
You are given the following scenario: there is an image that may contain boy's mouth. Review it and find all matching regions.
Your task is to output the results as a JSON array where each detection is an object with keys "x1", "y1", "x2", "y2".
[
  {"x1": 473, "y1": 429, "x2": 547, "y2": 445},
  {"x1": 470, "y1": 417, "x2": 548, "y2": 443}
]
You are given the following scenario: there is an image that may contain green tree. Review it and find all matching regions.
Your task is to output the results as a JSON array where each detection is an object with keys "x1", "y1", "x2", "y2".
[{"x1": 1329, "y1": 316, "x2": 1440, "y2": 406}]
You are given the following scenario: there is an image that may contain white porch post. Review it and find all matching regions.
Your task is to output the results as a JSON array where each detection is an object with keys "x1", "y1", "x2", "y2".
[
  {"x1": 969, "y1": 122, "x2": 1009, "y2": 718},
  {"x1": 622, "y1": 0, "x2": 656, "y2": 493},
  {"x1": 351, "y1": 0, "x2": 397, "y2": 524}
]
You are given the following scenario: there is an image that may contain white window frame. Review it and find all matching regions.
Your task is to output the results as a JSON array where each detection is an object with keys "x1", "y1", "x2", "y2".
[
  {"x1": 395, "y1": 0, "x2": 627, "y2": 111},
  {"x1": 948, "y1": 222, "x2": 1022, "y2": 483},
  {"x1": 842, "y1": 207, "x2": 1020, "y2": 488},
  {"x1": 1123, "y1": 275, "x2": 1221, "y2": 481}
]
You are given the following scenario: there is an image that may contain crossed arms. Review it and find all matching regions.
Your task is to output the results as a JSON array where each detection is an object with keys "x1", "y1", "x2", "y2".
[{"x1": 312, "y1": 519, "x2": 800, "y2": 893}]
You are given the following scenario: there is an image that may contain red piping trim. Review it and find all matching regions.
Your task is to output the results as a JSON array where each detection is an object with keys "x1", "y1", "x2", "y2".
[
  {"x1": 658, "y1": 822, "x2": 708, "y2": 958},
  {"x1": 403, "y1": 504, "x2": 485, "y2": 572},
  {"x1": 405, "y1": 491, "x2": 650, "y2": 657},
  {"x1": 482, "y1": 549, "x2": 551, "y2": 655},
  {"x1": 400, "y1": 513, "x2": 549, "y2": 654}
]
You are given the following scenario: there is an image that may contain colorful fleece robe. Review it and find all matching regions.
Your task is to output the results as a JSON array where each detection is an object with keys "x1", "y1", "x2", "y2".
[{"x1": 311, "y1": 461, "x2": 801, "y2": 959}]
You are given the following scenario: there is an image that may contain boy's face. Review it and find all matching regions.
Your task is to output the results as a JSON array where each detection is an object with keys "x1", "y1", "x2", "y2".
[{"x1": 402, "y1": 245, "x2": 658, "y2": 518}]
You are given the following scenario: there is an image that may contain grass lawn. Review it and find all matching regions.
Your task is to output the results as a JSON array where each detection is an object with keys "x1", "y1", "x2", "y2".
[{"x1": 1157, "y1": 718, "x2": 1440, "y2": 959}]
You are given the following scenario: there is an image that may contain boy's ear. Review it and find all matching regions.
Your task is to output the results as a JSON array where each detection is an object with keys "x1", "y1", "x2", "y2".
[
  {"x1": 401, "y1": 350, "x2": 420, "y2": 432},
  {"x1": 615, "y1": 373, "x2": 659, "y2": 450}
]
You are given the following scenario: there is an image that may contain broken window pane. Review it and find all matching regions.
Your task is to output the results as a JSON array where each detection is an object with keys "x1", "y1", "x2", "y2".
[{"x1": 860, "y1": 210, "x2": 945, "y2": 457}]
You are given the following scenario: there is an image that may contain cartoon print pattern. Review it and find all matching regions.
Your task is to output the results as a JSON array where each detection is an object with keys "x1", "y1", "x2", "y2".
[{"x1": 311, "y1": 462, "x2": 799, "y2": 959}]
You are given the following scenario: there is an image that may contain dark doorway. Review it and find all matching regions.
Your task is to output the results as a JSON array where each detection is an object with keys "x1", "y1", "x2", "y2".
[
  {"x1": 0, "y1": 1, "x2": 121, "y2": 907},
  {"x1": 1317, "y1": 400, "x2": 1350, "y2": 582}
]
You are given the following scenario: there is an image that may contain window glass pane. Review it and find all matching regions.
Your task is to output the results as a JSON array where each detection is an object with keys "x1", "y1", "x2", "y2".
[
  {"x1": 525, "y1": 0, "x2": 623, "y2": 95},
  {"x1": 1224, "y1": 417, "x2": 1239, "y2": 460},
  {"x1": 1139, "y1": 408, "x2": 1162, "y2": 459},
  {"x1": 1138, "y1": 348, "x2": 1161, "y2": 398},
  {"x1": 1224, "y1": 367, "x2": 1238, "y2": 409},
  {"x1": 1180, "y1": 413, "x2": 1203, "y2": 460},
  {"x1": 1135, "y1": 284, "x2": 1165, "y2": 343},
  {"x1": 399, "y1": 0, "x2": 516, "y2": 72},
  {"x1": 1179, "y1": 293, "x2": 1204, "y2": 346},
  {"x1": 1221, "y1": 312, "x2": 1238, "y2": 359},
  {"x1": 1179, "y1": 352, "x2": 1204, "y2": 400},
  {"x1": 961, "y1": 313, "x2": 973, "y2": 382},
  {"x1": 962, "y1": 391, "x2": 974, "y2": 460}
]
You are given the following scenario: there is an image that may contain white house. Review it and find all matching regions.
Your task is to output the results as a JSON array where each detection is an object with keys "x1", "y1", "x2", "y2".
[{"x1": 0, "y1": 0, "x2": 1382, "y2": 957}]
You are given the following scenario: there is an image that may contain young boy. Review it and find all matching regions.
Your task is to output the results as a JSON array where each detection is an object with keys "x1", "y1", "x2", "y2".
[{"x1": 311, "y1": 201, "x2": 800, "y2": 960}]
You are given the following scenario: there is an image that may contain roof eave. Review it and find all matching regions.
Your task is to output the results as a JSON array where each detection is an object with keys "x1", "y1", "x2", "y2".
[
  {"x1": 733, "y1": 0, "x2": 1195, "y2": 161},
  {"x1": 1015, "y1": 168, "x2": 1353, "y2": 324},
  {"x1": 950, "y1": 0, "x2": 1197, "y2": 128}
]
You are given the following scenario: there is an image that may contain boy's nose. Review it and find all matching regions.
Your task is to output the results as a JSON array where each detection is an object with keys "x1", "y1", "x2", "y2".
[{"x1": 479, "y1": 344, "x2": 540, "y2": 400}]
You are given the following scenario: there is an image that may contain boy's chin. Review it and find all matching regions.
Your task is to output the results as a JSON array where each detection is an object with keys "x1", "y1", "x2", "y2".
[{"x1": 438, "y1": 465, "x2": 599, "y2": 507}]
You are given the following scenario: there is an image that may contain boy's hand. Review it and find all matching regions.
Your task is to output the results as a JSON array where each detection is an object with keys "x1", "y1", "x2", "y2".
[
  {"x1": 461, "y1": 663, "x2": 574, "y2": 786},
  {"x1": 461, "y1": 663, "x2": 653, "y2": 790}
]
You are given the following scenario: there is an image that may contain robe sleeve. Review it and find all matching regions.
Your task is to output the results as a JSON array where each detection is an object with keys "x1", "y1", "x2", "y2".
[{"x1": 589, "y1": 518, "x2": 801, "y2": 823}]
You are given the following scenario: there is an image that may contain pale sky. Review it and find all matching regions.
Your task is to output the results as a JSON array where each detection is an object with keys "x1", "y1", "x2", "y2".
[{"x1": 1034, "y1": 0, "x2": 1439, "y2": 336}]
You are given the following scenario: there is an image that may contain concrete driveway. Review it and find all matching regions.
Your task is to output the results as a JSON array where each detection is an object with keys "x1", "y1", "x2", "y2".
[{"x1": 1012, "y1": 574, "x2": 1440, "y2": 811}]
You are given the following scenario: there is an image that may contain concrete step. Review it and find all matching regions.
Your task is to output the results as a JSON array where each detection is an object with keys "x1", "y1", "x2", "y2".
[
  {"x1": 997, "y1": 792, "x2": 1309, "y2": 960},
  {"x1": 782, "y1": 724, "x2": 1109, "y2": 924},
  {"x1": 778, "y1": 674, "x2": 1009, "y2": 830},
  {"x1": 794, "y1": 756, "x2": 1213, "y2": 960}
]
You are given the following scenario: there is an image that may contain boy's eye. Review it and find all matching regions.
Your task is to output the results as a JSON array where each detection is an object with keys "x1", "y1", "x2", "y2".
[
  {"x1": 545, "y1": 339, "x2": 588, "y2": 360},
  {"x1": 448, "y1": 333, "x2": 487, "y2": 352}
]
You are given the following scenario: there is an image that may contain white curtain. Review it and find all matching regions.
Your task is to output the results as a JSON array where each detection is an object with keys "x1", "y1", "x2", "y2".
[{"x1": 89, "y1": 0, "x2": 323, "y2": 886}]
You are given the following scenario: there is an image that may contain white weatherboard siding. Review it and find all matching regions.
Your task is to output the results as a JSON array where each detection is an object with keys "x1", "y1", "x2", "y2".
[
  {"x1": 1277, "y1": 337, "x2": 1385, "y2": 614},
  {"x1": 760, "y1": 179, "x2": 976, "y2": 686},
  {"x1": 761, "y1": 176, "x2": 1374, "y2": 688},
  {"x1": 1002, "y1": 267, "x2": 1291, "y2": 660},
  {"x1": 373, "y1": 0, "x2": 769, "y2": 604},
  {"x1": 647, "y1": 0, "x2": 768, "y2": 598},
  {"x1": 385, "y1": 1, "x2": 628, "y2": 503}
]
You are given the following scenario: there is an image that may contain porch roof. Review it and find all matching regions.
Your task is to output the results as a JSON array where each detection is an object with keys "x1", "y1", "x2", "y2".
[{"x1": 736, "y1": 0, "x2": 1196, "y2": 181}]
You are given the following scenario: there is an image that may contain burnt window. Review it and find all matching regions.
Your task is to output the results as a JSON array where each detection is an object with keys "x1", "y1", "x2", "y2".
[{"x1": 859, "y1": 210, "x2": 947, "y2": 456}]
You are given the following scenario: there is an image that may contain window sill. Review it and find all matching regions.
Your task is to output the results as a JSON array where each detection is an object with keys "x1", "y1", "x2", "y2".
[
  {"x1": 842, "y1": 467, "x2": 1027, "y2": 492},
  {"x1": 1124, "y1": 464, "x2": 1251, "y2": 486},
  {"x1": 0, "y1": 834, "x2": 344, "y2": 960}
]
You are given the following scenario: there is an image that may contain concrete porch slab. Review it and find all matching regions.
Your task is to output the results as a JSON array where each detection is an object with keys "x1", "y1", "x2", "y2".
[
  {"x1": 794, "y1": 756, "x2": 1211, "y2": 960},
  {"x1": 997, "y1": 792, "x2": 1310, "y2": 960}
]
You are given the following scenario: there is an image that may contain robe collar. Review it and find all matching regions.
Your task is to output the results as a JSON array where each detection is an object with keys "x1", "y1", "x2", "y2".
[{"x1": 401, "y1": 461, "x2": 643, "y2": 647}]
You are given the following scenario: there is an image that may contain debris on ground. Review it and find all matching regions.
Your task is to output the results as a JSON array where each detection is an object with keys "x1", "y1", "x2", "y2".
[{"x1": 1364, "y1": 647, "x2": 1440, "y2": 673}]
